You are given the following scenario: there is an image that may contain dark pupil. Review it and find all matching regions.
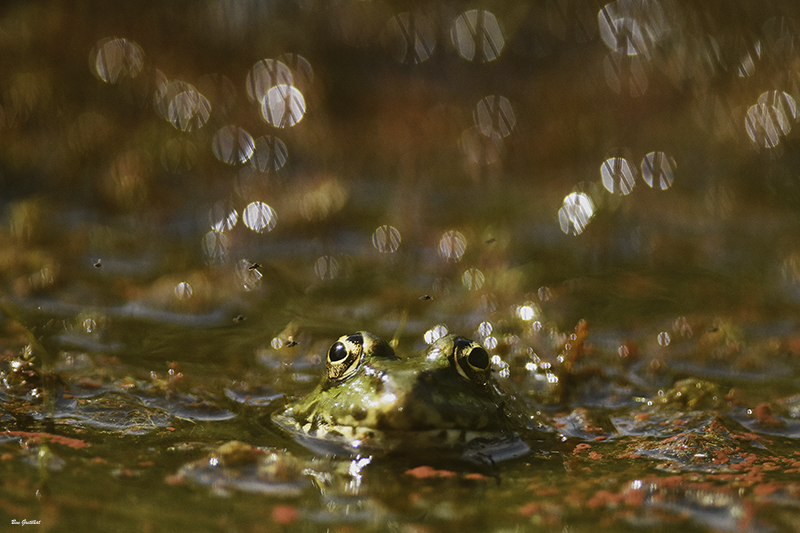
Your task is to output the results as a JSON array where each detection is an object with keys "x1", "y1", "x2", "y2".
[
  {"x1": 328, "y1": 342, "x2": 348, "y2": 362},
  {"x1": 468, "y1": 347, "x2": 489, "y2": 369}
]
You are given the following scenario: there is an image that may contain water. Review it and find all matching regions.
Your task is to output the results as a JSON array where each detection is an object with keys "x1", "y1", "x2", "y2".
[{"x1": 3, "y1": 1, "x2": 800, "y2": 530}]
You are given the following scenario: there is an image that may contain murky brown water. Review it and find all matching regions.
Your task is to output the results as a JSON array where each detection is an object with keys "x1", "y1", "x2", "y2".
[{"x1": 3, "y1": 1, "x2": 800, "y2": 531}]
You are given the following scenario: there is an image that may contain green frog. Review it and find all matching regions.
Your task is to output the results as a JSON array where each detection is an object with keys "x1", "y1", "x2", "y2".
[{"x1": 272, "y1": 332, "x2": 529, "y2": 462}]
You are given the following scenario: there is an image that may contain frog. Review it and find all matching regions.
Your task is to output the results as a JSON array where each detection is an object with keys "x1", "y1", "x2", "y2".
[{"x1": 271, "y1": 332, "x2": 530, "y2": 463}]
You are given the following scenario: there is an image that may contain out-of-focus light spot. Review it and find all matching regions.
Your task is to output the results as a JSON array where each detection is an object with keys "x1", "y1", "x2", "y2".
[
  {"x1": 478, "y1": 321, "x2": 492, "y2": 336},
  {"x1": 236, "y1": 259, "x2": 262, "y2": 291},
  {"x1": 424, "y1": 324, "x2": 449, "y2": 344},
  {"x1": 252, "y1": 136, "x2": 288, "y2": 172},
  {"x1": 745, "y1": 91, "x2": 797, "y2": 149},
  {"x1": 175, "y1": 282, "x2": 193, "y2": 299},
  {"x1": 598, "y1": 8, "x2": 647, "y2": 56},
  {"x1": 246, "y1": 59, "x2": 293, "y2": 104},
  {"x1": 618, "y1": 345, "x2": 630, "y2": 358},
  {"x1": 154, "y1": 76, "x2": 211, "y2": 131},
  {"x1": 212, "y1": 126, "x2": 255, "y2": 165},
  {"x1": 92, "y1": 37, "x2": 144, "y2": 83},
  {"x1": 372, "y1": 225, "x2": 401, "y2": 253},
  {"x1": 202, "y1": 230, "x2": 228, "y2": 262},
  {"x1": 277, "y1": 54, "x2": 314, "y2": 91},
  {"x1": 315, "y1": 256, "x2": 340, "y2": 280},
  {"x1": 384, "y1": 12, "x2": 436, "y2": 64},
  {"x1": 271, "y1": 337, "x2": 283, "y2": 349},
  {"x1": 657, "y1": 331, "x2": 670, "y2": 346},
  {"x1": 106, "y1": 150, "x2": 148, "y2": 209},
  {"x1": 160, "y1": 138, "x2": 197, "y2": 173},
  {"x1": 300, "y1": 178, "x2": 348, "y2": 221},
  {"x1": 462, "y1": 268, "x2": 485, "y2": 290},
  {"x1": 558, "y1": 192, "x2": 595, "y2": 235},
  {"x1": 538, "y1": 286, "x2": 552, "y2": 301},
  {"x1": 209, "y1": 202, "x2": 238, "y2": 232},
  {"x1": 168, "y1": 89, "x2": 211, "y2": 132},
  {"x1": 475, "y1": 95, "x2": 515, "y2": 138},
  {"x1": 737, "y1": 41, "x2": 761, "y2": 77},
  {"x1": 451, "y1": 10, "x2": 505, "y2": 62},
  {"x1": 641, "y1": 151, "x2": 675, "y2": 190},
  {"x1": 516, "y1": 303, "x2": 540, "y2": 321},
  {"x1": 460, "y1": 126, "x2": 503, "y2": 168},
  {"x1": 603, "y1": 49, "x2": 648, "y2": 96},
  {"x1": 484, "y1": 336, "x2": 498, "y2": 349},
  {"x1": 439, "y1": 230, "x2": 467, "y2": 262},
  {"x1": 600, "y1": 157, "x2": 636, "y2": 195},
  {"x1": 242, "y1": 202, "x2": 277, "y2": 233},
  {"x1": 261, "y1": 85, "x2": 306, "y2": 128},
  {"x1": 83, "y1": 318, "x2": 96, "y2": 333}
]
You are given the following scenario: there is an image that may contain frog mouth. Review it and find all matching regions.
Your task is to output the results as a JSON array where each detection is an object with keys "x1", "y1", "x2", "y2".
[{"x1": 271, "y1": 410, "x2": 528, "y2": 461}]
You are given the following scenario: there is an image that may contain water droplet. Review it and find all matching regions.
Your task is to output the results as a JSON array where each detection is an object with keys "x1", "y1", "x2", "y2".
[
  {"x1": 167, "y1": 88, "x2": 211, "y2": 131},
  {"x1": 478, "y1": 321, "x2": 493, "y2": 336},
  {"x1": 242, "y1": 202, "x2": 277, "y2": 233},
  {"x1": 745, "y1": 91, "x2": 797, "y2": 149},
  {"x1": 92, "y1": 38, "x2": 144, "y2": 83},
  {"x1": 641, "y1": 151, "x2": 675, "y2": 190},
  {"x1": 246, "y1": 59, "x2": 293, "y2": 104},
  {"x1": 438, "y1": 230, "x2": 467, "y2": 262},
  {"x1": 314, "y1": 255, "x2": 339, "y2": 280},
  {"x1": 251, "y1": 136, "x2": 288, "y2": 172},
  {"x1": 209, "y1": 202, "x2": 238, "y2": 233},
  {"x1": 202, "y1": 230, "x2": 228, "y2": 262},
  {"x1": 175, "y1": 282, "x2": 193, "y2": 299},
  {"x1": 484, "y1": 336, "x2": 498, "y2": 350},
  {"x1": 657, "y1": 331, "x2": 670, "y2": 346},
  {"x1": 83, "y1": 318, "x2": 96, "y2": 333},
  {"x1": 451, "y1": 10, "x2": 505, "y2": 62},
  {"x1": 600, "y1": 157, "x2": 636, "y2": 195},
  {"x1": 558, "y1": 192, "x2": 595, "y2": 235},
  {"x1": 424, "y1": 324, "x2": 448, "y2": 344},
  {"x1": 261, "y1": 85, "x2": 306, "y2": 128},
  {"x1": 538, "y1": 286, "x2": 552, "y2": 301},
  {"x1": 462, "y1": 267, "x2": 485, "y2": 290},
  {"x1": 212, "y1": 126, "x2": 255, "y2": 165},
  {"x1": 474, "y1": 95, "x2": 515, "y2": 138},
  {"x1": 516, "y1": 303, "x2": 539, "y2": 321},
  {"x1": 384, "y1": 12, "x2": 436, "y2": 64},
  {"x1": 372, "y1": 225, "x2": 401, "y2": 253}
]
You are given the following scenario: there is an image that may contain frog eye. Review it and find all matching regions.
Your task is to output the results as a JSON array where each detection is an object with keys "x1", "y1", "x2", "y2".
[
  {"x1": 452, "y1": 337, "x2": 490, "y2": 384},
  {"x1": 326, "y1": 333, "x2": 364, "y2": 380}
]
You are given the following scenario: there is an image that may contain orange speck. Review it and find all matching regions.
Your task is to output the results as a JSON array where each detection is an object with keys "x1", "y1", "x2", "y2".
[
  {"x1": 164, "y1": 473, "x2": 184, "y2": 485},
  {"x1": 464, "y1": 472, "x2": 487, "y2": 480},
  {"x1": 519, "y1": 502, "x2": 540, "y2": 516},
  {"x1": 634, "y1": 413, "x2": 650, "y2": 422},
  {"x1": 272, "y1": 505, "x2": 298, "y2": 525},
  {"x1": 1, "y1": 453, "x2": 12, "y2": 461},
  {"x1": 139, "y1": 461, "x2": 154, "y2": 467},
  {"x1": 588, "y1": 451, "x2": 603, "y2": 460},
  {"x1": 573, "y1": 443, "x2": 592, "y2": 454},
  {"x1": 593, "y1": 436, "x2": 607, "y2": 441},
  {"x1": 166, "y1": 427, "x2": 176, "y2": 432},
  {"x1": 405, "y1": 465, "x2": 456, "y2": 478}
]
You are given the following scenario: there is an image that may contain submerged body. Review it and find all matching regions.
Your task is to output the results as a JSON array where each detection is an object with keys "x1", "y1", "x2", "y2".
[{"x1": 272, "y1": 332, "x2": 528, "y2": 462}]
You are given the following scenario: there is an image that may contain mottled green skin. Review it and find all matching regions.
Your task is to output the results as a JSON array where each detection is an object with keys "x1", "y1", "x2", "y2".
[{"x1": 272, "y1": 333, "x2": 521, "y2": 458}]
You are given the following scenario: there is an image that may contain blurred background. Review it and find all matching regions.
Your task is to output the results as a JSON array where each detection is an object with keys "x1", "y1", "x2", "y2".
[{"x1": 3, "y1": 0, "x2": 800, "y2": 340}]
